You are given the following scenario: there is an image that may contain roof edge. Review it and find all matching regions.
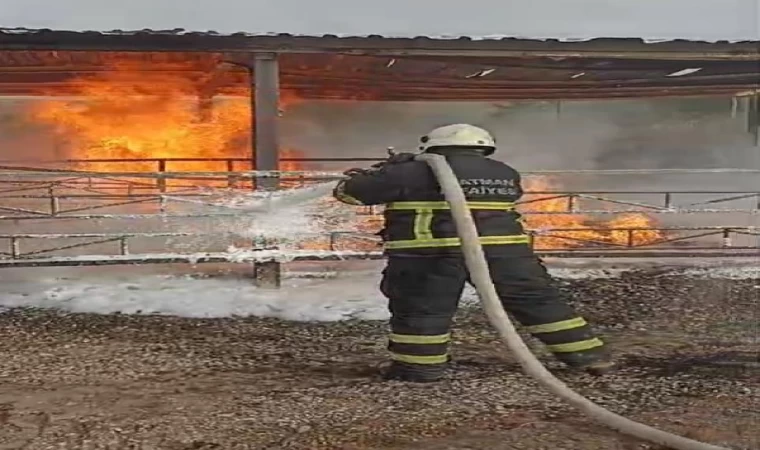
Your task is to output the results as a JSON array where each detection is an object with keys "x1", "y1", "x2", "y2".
[
  {"x1": 1, "y1": 28, "x2": 758, "y2": 60},
  {"x1": 2, "y1": 27, "x2": 759, "y2": 44}
]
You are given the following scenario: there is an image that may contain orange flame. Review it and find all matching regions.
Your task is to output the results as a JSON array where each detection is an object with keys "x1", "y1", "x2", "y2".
[
  {"x1": 27, "y1": 62, "x2": 302, "y2": 180},
  {"x1": 24, "y1": 62, "x2": 663, "y2": 251},
  {"x1": 293, "y1": 176, "x2": 664, "y2": 252},
  {"x1": 520, "y1": 176, "x2": 663, "y2": 249}
]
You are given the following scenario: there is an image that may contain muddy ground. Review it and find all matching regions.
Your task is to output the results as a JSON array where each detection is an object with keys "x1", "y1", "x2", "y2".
[{"x1": 0, "y1": 268, "x2": 757, "y2": 450}]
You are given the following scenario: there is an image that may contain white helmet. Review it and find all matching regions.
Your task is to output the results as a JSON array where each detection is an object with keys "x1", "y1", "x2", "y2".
[{"x1": 419, "y1": 124, "x2": 496, "y2": 154}]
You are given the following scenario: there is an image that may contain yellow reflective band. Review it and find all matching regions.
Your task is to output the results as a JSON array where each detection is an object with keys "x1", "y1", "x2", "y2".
[
  {"x1": 386, "y1": 201, "x2": 449, "y2": 210},
  {"x1": 389, "y1": 333, "x2": 451, "y2": 344},
  {"x1": 386, "y1": 201, "x2": 515, "y2": 210},
  {"x1": 390, "y1": 352, "x2": 449, "y2": 365},
  {"x1": 546, "y1": 338, "x2": 604, "y2": 353},
  {"x1": 525, "y1": 317, "x2": 588, "y2": 334},
  {"x1": 413, "y1": 208, "x2": 434, "y2": 240},
  {"x1": 385, "y1": 234, "x2": 530, "y2": 249}
]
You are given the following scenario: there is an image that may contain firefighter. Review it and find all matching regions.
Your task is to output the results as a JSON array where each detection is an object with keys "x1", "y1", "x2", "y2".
[{"x1": 333, "y1": 124, "x2": 615, "y2": 382}]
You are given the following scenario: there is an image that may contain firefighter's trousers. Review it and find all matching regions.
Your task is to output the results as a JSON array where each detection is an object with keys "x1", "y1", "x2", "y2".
[{"x1": 380, "y1": 255, "x2": 608, "y2": 379}]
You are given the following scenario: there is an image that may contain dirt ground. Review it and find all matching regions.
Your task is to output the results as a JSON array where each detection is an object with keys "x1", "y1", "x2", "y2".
[{"x1": 0, "y1": 269, "x2": 757, "y2": 450}]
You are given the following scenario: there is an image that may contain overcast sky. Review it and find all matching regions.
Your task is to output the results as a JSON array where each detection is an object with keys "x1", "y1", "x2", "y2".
[{"x1": 1, "y1": 0, "x2": 758, "y2": 41}]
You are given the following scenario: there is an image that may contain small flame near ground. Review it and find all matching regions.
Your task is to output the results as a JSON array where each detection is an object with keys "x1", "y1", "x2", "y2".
[
  {"x1": 25, "y1": 63, "x2": 664, "y2": 250},
  {"x1": 519, "y1": 176, "x2": 663, "y2": 249}
]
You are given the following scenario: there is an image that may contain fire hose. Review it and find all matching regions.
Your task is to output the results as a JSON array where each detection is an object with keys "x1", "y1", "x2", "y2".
[{"x1": 414, "y1": 152, "x2": 729, "y2": 450}]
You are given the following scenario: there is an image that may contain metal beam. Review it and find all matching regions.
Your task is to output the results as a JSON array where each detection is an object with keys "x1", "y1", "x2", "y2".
[
  {"x1": 0, "y1": 32, "x2": 758, "y2": 61},
  {"x1": 747, "y1": 94, "x2": 760, "y2": 146},
  {"x1": 251, "y1": 52, "x2": 281, "y2": 288}
]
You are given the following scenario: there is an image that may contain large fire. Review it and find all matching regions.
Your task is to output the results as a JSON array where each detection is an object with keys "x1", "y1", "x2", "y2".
[
  {"x1": 25, "y1": 63, "x2": 663, "y2": 251},
  {"x1": 28, "y1": 62, "x2": 302, "y2": 181}
]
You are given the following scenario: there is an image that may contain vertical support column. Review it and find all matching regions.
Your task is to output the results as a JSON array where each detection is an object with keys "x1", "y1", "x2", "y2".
[
  {"x1": 746, "y1": 94, "x2": 759, "y2": 147},
  {"x1": 253, "y1": 53, "x2": 281, "y2": 191},
  {"x1": 251, "y1": 53, "x2": 282, "y2": 288}
]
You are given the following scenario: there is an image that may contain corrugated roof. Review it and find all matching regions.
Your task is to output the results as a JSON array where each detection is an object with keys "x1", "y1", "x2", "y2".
[
  {"x1": 0, "y1": 50, "x2": 756, "y2": 101},
  {"x1": 1, "y1": 28, "x2": 759, "y2": 62},
  {"x1": 1, "y1": 0, "x2": 758, "y2": 43}
]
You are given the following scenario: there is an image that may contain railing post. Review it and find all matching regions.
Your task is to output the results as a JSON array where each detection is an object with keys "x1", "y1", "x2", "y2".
[
  {"x1": 627, "y1": 229, "x2": 635, "y2": 247},
  {"x1": 119, "y1": 237, "x2": 129, "y2": 255},
  {"x1": 10, "y1": 237, "x2": 19, "y2": 259},
  {"x1": 227, "y1": 159, "x2": 237, "y2": 188},
  {"x1": 48, "y1": 187, "x2": 59, "y2": 216},
  {"x1": 157, "y1": 160, "x2": 167, "y2": 193},
  {"x1": 722, "y1": 229, "x2": 732, "y2": 247},
  {"x1": 566, "y1": 195, "x2": 575, "y2": 212},
  {"x1": 158, "y1": 195, "x2": 167, "y2": 214}
]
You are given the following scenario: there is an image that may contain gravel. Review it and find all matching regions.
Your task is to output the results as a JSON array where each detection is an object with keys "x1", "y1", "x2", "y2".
[{"x1": 0, "y1": 268, "x2": 757, "y2": 450}]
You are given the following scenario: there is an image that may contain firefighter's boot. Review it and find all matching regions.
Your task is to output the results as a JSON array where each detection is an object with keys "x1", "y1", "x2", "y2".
[
  {"x1": 558, "y1": 347, "x2": 617, "y2": 376},
  {"x1": 381, "y1": 361, "x2": 446, "y2": 383}
]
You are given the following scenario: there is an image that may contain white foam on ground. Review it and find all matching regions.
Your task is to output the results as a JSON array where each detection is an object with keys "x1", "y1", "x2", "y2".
[
  {"x1": 1, "y1": 264, "x2": 756, "y2": 321},
  {"x1": 546, "y1": 268, "x2": 630, "y2": 279},
  {"x1": 675, "y1": 266, "x2": 760, "y2": 279},
  {"x1": 1, "y1": 271, "x2": 392, "y2": 321}
]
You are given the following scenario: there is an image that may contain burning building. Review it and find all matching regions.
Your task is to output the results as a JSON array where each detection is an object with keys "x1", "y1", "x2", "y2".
[{"x1": 0, "y1": 24, "x2": 758, "y2": 284}]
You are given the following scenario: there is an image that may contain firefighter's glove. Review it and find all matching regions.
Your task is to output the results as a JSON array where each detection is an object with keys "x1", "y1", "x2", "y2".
[
  {"x1": 342, "y1": 167, "x2": 371, "y2": 177},
  {"x1": 371, "y1": 152, "x2": 417, "y2": 168}
]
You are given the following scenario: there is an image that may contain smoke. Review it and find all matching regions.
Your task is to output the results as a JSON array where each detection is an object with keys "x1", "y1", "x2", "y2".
[
  {"x1": 277, "y1": 96, "x2": 759, "y2": 237},
  {"x1": 281, "y1": 97, "x2": 760, "y2": 173},
  {"x1": 0, "y1": 97, "x2": 63, "y2": 162}
]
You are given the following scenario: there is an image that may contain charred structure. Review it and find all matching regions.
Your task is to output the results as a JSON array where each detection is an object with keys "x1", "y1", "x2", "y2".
[{"x1": 0, "y1": 31, "x2": 758, "y2": 285}]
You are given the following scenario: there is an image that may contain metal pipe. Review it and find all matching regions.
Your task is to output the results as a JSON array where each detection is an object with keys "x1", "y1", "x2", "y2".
[
  {"x1": 5, "y1": 169, "x2": 760, "y2": 178},
  {"x1": 1, "y1": 250, "x2": 759, "y2": 269},
  {"x1": 0, "y1": 207, "x2": 758, "y2": 222}
]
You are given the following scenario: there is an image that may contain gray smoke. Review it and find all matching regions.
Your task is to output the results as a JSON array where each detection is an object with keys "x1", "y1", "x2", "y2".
[
  {"x1": 0, "y1": 97, "x2": 63, "y2": 163},
  {"x1": 281, "y1": 97, "x2": 760, "y2": 172}
]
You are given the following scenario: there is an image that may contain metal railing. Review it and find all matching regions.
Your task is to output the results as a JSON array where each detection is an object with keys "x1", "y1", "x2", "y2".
[
  {"x1": 0, "y1": 162, "x2": 757, "y2": 266},
  {"x1": 0, "y1": 188, "x2": 757, "y2": 219},
  {"x1": 0, "y1": 167, "x2": 758, "y2": 219},
  {"x1": 0, "y1": 226, "x2": 758, "y2": 267}
]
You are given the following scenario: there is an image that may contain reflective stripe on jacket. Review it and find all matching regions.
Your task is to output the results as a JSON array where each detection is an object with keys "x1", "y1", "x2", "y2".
[{"x1": 383, "y1": 200, "x2": 530, "y2": 252}]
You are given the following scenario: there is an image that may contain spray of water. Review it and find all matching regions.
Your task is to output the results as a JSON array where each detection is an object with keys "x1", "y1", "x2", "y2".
[{"x1": 165, "y1": 182, "x2": 364, "y2": 249}]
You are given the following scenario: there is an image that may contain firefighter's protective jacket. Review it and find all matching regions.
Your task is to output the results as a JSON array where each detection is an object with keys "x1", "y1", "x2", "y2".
[{"x1": 333, "y1": 149, "x2": 533, "y2": 257}]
